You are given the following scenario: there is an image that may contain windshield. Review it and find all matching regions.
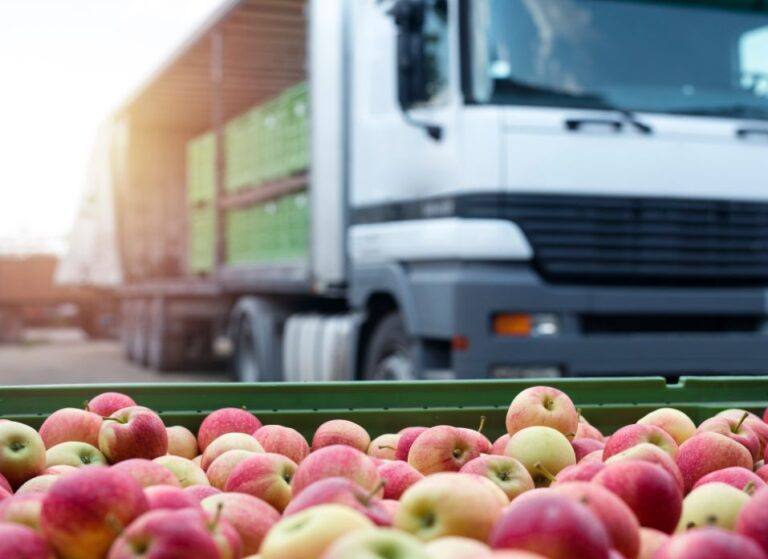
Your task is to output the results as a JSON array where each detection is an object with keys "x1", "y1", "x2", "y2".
[{"x1": 467, "y1": 0, "x2": 768, "y2": 120}]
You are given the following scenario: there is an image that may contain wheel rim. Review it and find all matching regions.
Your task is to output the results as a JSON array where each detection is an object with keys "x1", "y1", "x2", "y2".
[
  {"x1": 373, "y1": 350, "x2": 415, "y2": 381},
  {"x1": 237, "y1": 319, "x2": 259, "y2": 382}
]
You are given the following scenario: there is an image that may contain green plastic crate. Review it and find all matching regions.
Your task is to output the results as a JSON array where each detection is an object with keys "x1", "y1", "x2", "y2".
[
  {"x1": 186, "y1": 133, "x2": 216, "y2": 205},
  {"x1": 280, "y1": 82, "x2": 310, "y2": 175},
  {"x1": 189, "y1": 205, "x2": 216, "y2": 274},
  {"x1": 224, "y1": 190, "x2": 309, "y2": 266},
  {"x1": 2, "y1": 377, "x2": 768, "y2": 437}
]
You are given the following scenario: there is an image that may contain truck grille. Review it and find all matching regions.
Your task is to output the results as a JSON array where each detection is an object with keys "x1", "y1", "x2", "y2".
[{"x1": 460, "y1": 194, "x2": 768, "y2": 286}]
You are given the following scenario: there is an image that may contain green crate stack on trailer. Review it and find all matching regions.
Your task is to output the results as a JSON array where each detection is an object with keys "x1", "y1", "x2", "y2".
[
  {"x1": 225, "y1": 190, "x2": 309, "y2": 265},
  {"x1": 186, "y1": 132, "x2": 217, "y2": 274},
  {"x1": 281, "y1": 82, "x2": 310, "y2": 176},
  {"x1": 259, "y1": 98, "x2": 287, "y2": 183}
]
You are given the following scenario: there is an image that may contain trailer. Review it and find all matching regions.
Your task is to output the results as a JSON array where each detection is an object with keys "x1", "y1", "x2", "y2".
[
  {"x1": 89, "y1": 0, "x2": 768, "y2": 380},
  {"x1": 0, "y1": 254, "x2": 115, "y2": 342}
]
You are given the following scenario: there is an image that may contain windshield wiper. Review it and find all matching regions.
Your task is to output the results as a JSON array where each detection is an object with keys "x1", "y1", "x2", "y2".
[{"x1": 494, "y1": 78, "x2": 653, "y2": 134}]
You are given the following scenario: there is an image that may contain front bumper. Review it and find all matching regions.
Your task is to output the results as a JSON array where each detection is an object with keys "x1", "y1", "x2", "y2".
[{"x1": 406, "y1": 262, "x2": 768, "y2": 378}]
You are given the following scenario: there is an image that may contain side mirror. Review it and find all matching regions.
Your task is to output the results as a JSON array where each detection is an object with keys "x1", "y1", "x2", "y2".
[{"x1": 390, "y1": 0, "x2": 431, "y2": 108}]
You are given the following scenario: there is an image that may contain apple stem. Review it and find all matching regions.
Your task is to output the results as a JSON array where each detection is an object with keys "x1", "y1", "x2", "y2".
[
  {"x1": 735, "y1": 412, "x2": 749, "y2": 433},
  {"x1": 477, "y1": 416, "x2": 486, "y2": 435},
  {"x1": 83, "y1": 400, "x2": 90, "y2": 411},
  {"x1": 744, "y1": 481, "x2": 757, "y2": 496},
  {"x1": 209, "y1": 502, "x2": 224, "y2": 531},
  {"x1": 363, "y1": 480, "x2": 387, "y2": 505},
  {"x1": 105, "y1": 513, "x2": 123, "y2": 535},
  {"x1": 102, "y1": 417, "x2": 124, "y2": 424},
  {"x1": 534, "y1": 462, "x2": 557, "y2": 484}
]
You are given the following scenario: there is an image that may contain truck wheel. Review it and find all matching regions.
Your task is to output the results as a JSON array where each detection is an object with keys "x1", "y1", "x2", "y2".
[
  {"x1": 147, "y1": 299, "x2": 186, "y2": 372},
  {"x1": 362, "y1": 312, "x2": 416, "y2": 381},
  {"x1": 233, "y1": 315, "x2": 260, "y2": 382}
]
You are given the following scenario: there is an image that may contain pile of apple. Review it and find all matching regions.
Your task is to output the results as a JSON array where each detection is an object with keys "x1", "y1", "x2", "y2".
[{"x1": 3, "y1": 387, "x2": 768, "y2": 558}]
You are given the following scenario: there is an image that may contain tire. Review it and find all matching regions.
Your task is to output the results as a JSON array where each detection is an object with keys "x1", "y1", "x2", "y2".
[
  {"x1": 146, "y1": 299, "x2": 186, "y2": 372},
  {"x1": 233, "y1": 314, "x2": 260, "y2": 383},
  {"x1": 362, "y1": 312, "x2": 417, "y2": 381}
]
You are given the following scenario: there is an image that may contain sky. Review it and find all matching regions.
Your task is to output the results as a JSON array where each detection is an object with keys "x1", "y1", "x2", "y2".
[{"x1": 0, "y1": 0, "x2": 227, "y2": 248}]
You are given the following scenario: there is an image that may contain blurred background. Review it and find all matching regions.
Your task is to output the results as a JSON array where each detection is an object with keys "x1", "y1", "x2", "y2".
[{"x1": 1, "y1": 0, "x2": 767, "y2": 386}]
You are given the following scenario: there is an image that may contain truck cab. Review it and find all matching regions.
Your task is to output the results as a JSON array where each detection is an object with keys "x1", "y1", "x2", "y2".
[{"x1": 339, "y1": 0, "x2": 768, "y2": 379}]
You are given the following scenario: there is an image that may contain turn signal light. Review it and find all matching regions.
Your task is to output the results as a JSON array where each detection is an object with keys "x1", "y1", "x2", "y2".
[{"x1": 493, "y1": 314, "x2": 532, "y2": 337}]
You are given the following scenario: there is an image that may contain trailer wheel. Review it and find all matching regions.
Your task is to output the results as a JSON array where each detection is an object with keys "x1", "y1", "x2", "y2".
[
  {"x1": 233, "y1": 315, "x2": 260, "y2": 382},
  {"x1": 147, "y1": 298, "x2": 186, "y2": 372},
  {"x1": 362, "y1": 312, "x2": 416, "y2": 381}
]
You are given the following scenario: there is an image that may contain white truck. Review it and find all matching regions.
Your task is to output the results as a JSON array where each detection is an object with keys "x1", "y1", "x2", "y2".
[{"x1": 67, "y1": 0, "x2": 768, "y2": 381}]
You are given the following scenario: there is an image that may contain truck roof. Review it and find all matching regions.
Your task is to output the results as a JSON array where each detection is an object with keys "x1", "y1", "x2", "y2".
[{"x1": 114, "y1": 0, "x2": 306, "y2": 133}]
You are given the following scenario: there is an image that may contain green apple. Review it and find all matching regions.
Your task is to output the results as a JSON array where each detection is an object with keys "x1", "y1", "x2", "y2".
[
  {"x1": 395, "y1": 473, "x2": 505, "y2": 542},
  {"x1": 45, "y1": 442, "x2": 107, "y2": 468},
  {"x1": 425, "y1": 536, "x2": 490, "y2": 559},
  {"x1": 260, "y1": 503, "x2": 373, "y2": 559},
  {"x1": 153, "y1": 455, "x2": 209, "y2": 487},
  {"x1": 676, "y1": 482, "x2": 750, "y2": 532},
  {"x1": 323, "y1": 528, "x2": 430, "y2": 559},
  {"x1": 0, "y1": 421, "x2": 46, "y2": 488},
  {"x1": 504, "y1": 426, "x2": 576, "y2": 487}
]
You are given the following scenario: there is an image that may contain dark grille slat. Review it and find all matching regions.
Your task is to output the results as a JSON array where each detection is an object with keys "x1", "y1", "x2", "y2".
[{"x1": 494, "y1": 194, "x2": 768, "y2": 286}]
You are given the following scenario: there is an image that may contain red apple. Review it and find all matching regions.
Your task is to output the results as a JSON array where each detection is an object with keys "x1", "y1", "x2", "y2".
[
  {"x1": 460, "y1": 455, "x2": 534, "y2": 501},
  {"x1": 98, "y1": 407, "x2": 168, "y2": 463},
  {"x1": 41, "y1": 467, "x2": 148, "y2": 559},
  {"x1": 0, "y1": 421, "x2": 46, "y2": 489},
  {"x1": 549, "y1": 481, "x2": 641, "y2": 559},
  {"x1": 0, "y1": 493, "x2": 44, "y2": 532},
  {"x1": 143, "y1": 485, "x2": 200, "y2": 511},
  {"x1": 407, "y1": 426, "x2": 485, "y2": 475},
  {"x1": 312, "y1": 419, "x2": 371, "y2": 452},
  {"x1": 675, "y1": 432, "x2": 753, "y2": 492},
  {"x1": 111, "y1": 459, "x2": 180, "y2": 488},
  {"x1": 0, "y1": 522, "x2": 53, "y2": 559},
  {"x1": 581, "y1": 450, "x2": 604, "y2": 463},
  {"x1": 638, "y1": 527, "x2": 669, "y2": 559},
  {"x1": 737, "y1": 486, "x2": 768, "y2": 554},
  {"x1": 165, "y1": 426, "x2": 198, "y2": 460},
  {"x1": 291, "y1": 444, "x2": 381, "y2": 496},
  {"x1": 153, "y1": 456, "x2": 209, "y2": 488},
  {"x1": 654, "y1": 527, "x2": 766, "y2": 559},
  {"x1": 200, "y1": 433, "x2": 263, "y2": 471},
  {"x1": 605, "y1": 443, "x2": 684, "y2": 493},
  {"x1": 693, "y1": 466, "x2": 765, "y2": 493},
  {"x1": 253, "y1": 425, "x2": 310, "y2": 464},
  {"x1": 197, "y1": 408, "x2": 262, "y2": 452},
  {"x1": 205, "y1": 449, "x2": 256, "y2": 490},
  {"x1": 16, "y1": 475, "x2": 59, "y2": 496},
  {"x1": 201, "y1": 492, "x2": 281, "y2": 555},
  {"x1": 283, "y1": 476, "x2": 391, "y2": 526},
  {"x1": 86, "y1": 392, "x2": 136, "y2": 417},
  {"x1": 593, "y1": 461, "x2": 681, "y2": 534},
  {"x1": 575, "y1": 418, "x2": 605, "y2": 442},
  {"x1": 505, "y1": 386, "x2": 579, "y2": 438},
  {"x1": 0, "y1": 472, "x2": 10, "y2": 494},
  {"x1": 377, "y1": 460, "x2": 424, "y2": 500},
  {"x1": 107, "y1": 508, "x2": 220, "y2": 559},
  {"x1": 757, "y1": 464, "x2": 768, "y2": 484},
  {"x1": 572, "y1": 439, "x2": 605, "y2": 462},
  {"x1": 718, "y1": 409, "x2": 768, "y2": 453},
  {"x1": 698, "y1": 415, "x2": 760, "y2": 461},
  {"x1": 39, "y1": 408, "x2": 102, "y2": 449},
  {"x1": 224, "y1": 452, "x2": 298, "y2": 512},
  {"x1": 42, "y1": 465, "x2": 78, "y2": 476},
  {"x1": 555, "y1": 461, "x2": 605, "y2": 483},
  {"x1": 489, "y1": 491, "x2": 611, "y2": 558},
  {"x1": 492, "y1": 434, "x2": 511, "y2": 455},
  {"x1": 637, "y1": 408, "x2": 696, "y2": 446},
  {"x1": 183, "y1": 485, "x2": 220, "y2": 502},
  {"x1": 396, "y1": 427, "x2": 428, "y2": 461},
  {"x1": 603, "y1": 424, "x2": 678, "y2": 461},
  {"x1": 368, "y1": 434, "x2": 400, "y2": 460}
]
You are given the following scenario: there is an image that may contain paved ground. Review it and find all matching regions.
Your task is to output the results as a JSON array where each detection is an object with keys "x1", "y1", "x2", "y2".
[{"x1": 0, "y1": 328, "x2": 226, "y2": 385}]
